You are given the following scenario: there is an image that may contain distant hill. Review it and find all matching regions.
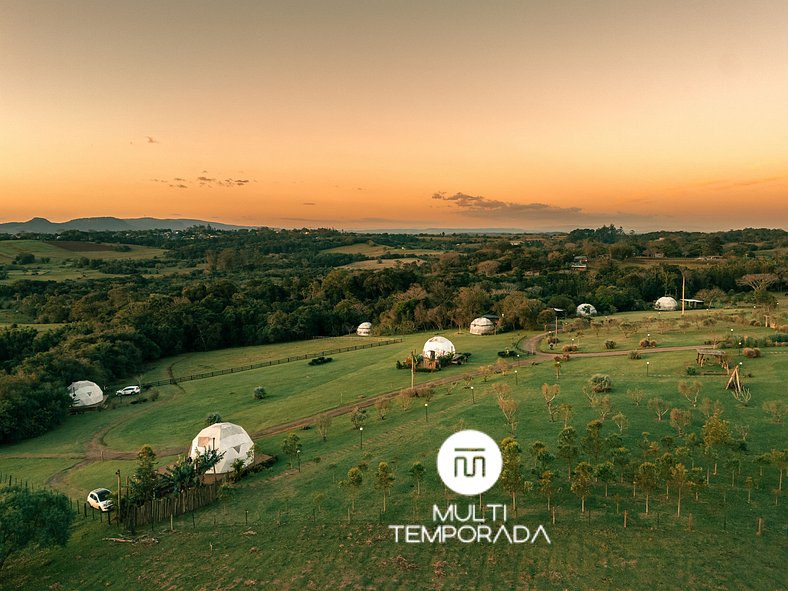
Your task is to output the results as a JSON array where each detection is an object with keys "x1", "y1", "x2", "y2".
[{"x1": 0, "y1": 217, "x2": 249, "y2": 233}]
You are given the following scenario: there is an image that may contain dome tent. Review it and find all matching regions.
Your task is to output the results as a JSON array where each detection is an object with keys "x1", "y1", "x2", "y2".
[
  {"x1": 189, "y1": 422, "x2": 254, "y2": 474},
  {"x1": 654, "y1": 296, "x2": 679, "y2": 311},
  {"x1": 68, "y1": 381, "x2": 104, "y2": 407},
  {"x1": 576, "y1": 303, "x2": 598, "y2": 317},
  {"x1": 469, "y1": 317, "x2": 495, "y2": 335},
  {"x1": 356, "y1": 322, "x2": 372, "y2": 336},
  {"x1": 422, "y1": 336, "x2": 455, "y2": 360}
]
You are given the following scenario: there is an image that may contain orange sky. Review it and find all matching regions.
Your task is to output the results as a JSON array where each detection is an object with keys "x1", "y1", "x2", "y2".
[{"x1": 1, "y1": 1, "x2": 787, "y2": 231}]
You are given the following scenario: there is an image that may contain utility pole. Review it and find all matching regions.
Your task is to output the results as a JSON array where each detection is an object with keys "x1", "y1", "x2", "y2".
[{"x1": 116, "y1": 469, "x2": 121, "y2": 527}]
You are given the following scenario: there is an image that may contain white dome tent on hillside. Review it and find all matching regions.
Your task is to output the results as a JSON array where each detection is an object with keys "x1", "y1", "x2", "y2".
[
  {"x1": 189, "y1": 422, "x2": 254, "y2": 474},
  {"x1": 356, "y1": 322, "x2": 372, "y2": 336},
  {"x1": 576, "y1": 303, "x2": 598, "y2": 317},
  {"x1": 469, "y1": 317, "x2": 495, "y2": 335},
  {"x1": 654, "y1": 296, "x2": 679, "y2": 311},
  {"x1": 68, "y1": 381, "x2": 104, "y2": 407},
  {"x1": 422, "y1": 336, "x2": 455, "y2": 360}
]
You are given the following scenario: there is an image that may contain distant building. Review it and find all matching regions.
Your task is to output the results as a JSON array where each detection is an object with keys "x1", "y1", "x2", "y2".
[
  {"x1": 470, "y1": 317, "x2": 495, "y2": 335},
  {"x1": 654, "y1": 296, "x2": 679, "y2": 311},
  {"x1": 356, "y1": 322, "x2": 372, "y2": 336}
]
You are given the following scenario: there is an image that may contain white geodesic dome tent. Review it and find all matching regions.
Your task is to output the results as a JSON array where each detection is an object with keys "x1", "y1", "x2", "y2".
[
  {"x1": 576, "y1": 303, "x2": 598, "y2": 317},
  {"x1": 68, "y1": 381, "x2": 104, "y2": 407},
  {"x1": 189, "y1": 422, "x2": 254, "y2": 474},
  {"x1": 356, "y1": 322, "x2": 372, "y2": 336},
  {"x1": 469, "y1": 317, "x2": 495, "y2": 335},
  {"x1": 423, "y1": 336, "x2": 456, "y2": 360},
  {"x1": 654, "y1": 296, "x2": 679, "y2": 311}
]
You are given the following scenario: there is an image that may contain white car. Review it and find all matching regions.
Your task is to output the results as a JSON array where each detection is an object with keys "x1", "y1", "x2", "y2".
[
  {"x1": 87, "y1": 488, "x2": 114, "y2": 512},
  {"x1": 115, "y1": 385, "x2": 141, "y2": 397}
]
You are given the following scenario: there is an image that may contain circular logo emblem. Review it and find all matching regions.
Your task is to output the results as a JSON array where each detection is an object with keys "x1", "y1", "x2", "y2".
[{"x1": 437, "y1": 430, "x2": 502, "y2": 496}]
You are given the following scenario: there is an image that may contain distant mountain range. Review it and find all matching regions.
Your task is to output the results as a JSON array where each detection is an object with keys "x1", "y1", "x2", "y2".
[{"x1": 0, "y1": 217, "x2": 248, "y2": 233}]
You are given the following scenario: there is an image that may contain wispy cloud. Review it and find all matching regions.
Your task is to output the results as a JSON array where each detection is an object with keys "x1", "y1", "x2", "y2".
[{"x1": 151, "y1": 173, "x2": 255, "y2": 190}]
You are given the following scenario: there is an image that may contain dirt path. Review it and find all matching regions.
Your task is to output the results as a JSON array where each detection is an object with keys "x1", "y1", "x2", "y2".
[{"x1": 39, "y1": 332, "x2": 710, "y2": 488}]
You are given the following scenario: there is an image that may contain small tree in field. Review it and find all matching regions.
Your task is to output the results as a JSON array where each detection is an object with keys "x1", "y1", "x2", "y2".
[
  {"x1": 538, "y1": 470, "x2": 557, "y2": 511},
  {"x1": 316, "y1": 413, "x2": 332, "y2": 442},
  {"x1": 341, "y1": 466, "x2": 364, "y2": 511},
  {"x1": 628, "y1": 388, "x2": 644, "y2": 406},
  {"x1": 571, "y1": 462, "x2": 594, "y2": 513},
  {"x1": 497, "y1": 392, "x2": 518, "y2": 435},
  {"x1": 409, "y1": 462, "x2": 426, "y2": 496},
  {"x1": 612, "y1": 412, "x2": 628, "y2": 433},
  {"x1": 636, "y1": 462, "x2": 658, "y2": 514},
  {"x1": 670, "y1": 408, "x2": 692, "y2": 436},
  {"x1": 671, "y1": 463, "x2": 689, "y2": 516},
  {"x1": 581, "y1": 419, "x2": 604, "y2": 463},
  {"x1": 592, "y1": 394, "x2": 613, "y2": 421},
  {"x1": 350, "y1": 407, "x2": 368, "y2": 429},
  {"x1": 588, "y1": 374, "x2": 612, "y2": 393},
  {"x1": 677, "y1": 381, "x2": 702, "y2": 407},
  {"x1": 375, "y1": 398, "x2": 392, "y2": 420},
  {"x1": 558, "y1": 426, "x2": 579, "y2": 480},
  {"x1": 558, "y1": 403, "x2": 573, "y2": 428},
  {"x1": 253, "y1": 386, "x2": 267, "y2": 400},
  {"x1": 500, "y1": 437, "x2": 524, "y2": 512},
  {"x1": 702, "y1": 414, "x2": 731, "y2": 475},
  {"x1": 281, "y1": 433, "x2": 302, "y2": 469},
  {"x1": 541, "y1": 384, "x2": 560, "y2": 422},
  {"x1": 762, "y1": 400, "x2": 786, "y2": 423},
  {"x1": 375, "y1": 462, "x2": 395, "y2": 512},
  {"x1": 595, "y1": 461, "x2": 616, "y2": 497},
  {"x1": 648, "y1": 398, "x2": 670, "y2": 422}
]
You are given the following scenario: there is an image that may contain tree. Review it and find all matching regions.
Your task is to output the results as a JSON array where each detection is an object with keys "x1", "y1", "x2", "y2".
[
  {"x1": 581, "y1": 420, "x2": 604, "y2": 463},
  {"x1": 610, "y1": 447, "x2": 631, "y2": 483},
  {"x1": 316, "y1": 413, "x2": 332, "y2": 442},
  {"x1": 571, "y1": 462, "x2": 594, "y2": 513},
  {"x1": 612, "y1": 412, "x2": 628, "y2": 433},
  {"x1": 496, "y1": 392, "x2": 518, "y2": 435},
  {"x1": 636, "y1": 462, "x2": 658, "y2": 514},
  {"x1": 558, "y1": 403, "x2": 573, "y2": 428},
  {"x1": 164, "y1": 457, "x2": 198, "y2": 493},
  {"x1": 670, "y1": 408, "x2": 692, "y2": 436},
  {"x1": 648, "y1": 398, "x2": 670, "y2": 422},
  {"x1": 671, "y1": 464, "x2": 689, "y2": 516},
  {"x1": 592, "y1": 394, "x2": 613, "y2": 421},
  {"x1": 253, "y1": 386, "x2": 267, "y2": 400},
  {"x1": 129, "y1": 445, "x2": 159, "y2": 503},
  {"x1": 231, "y1": 457, "x2": 246, "y2": 482},
  {"x1": 375, "y1": 462, "x2": 395, "y2": 512},
  {"x1": 541, "y1": 384, "x2": 560, "y2": 422},
  {"x1": 656, "y1": 452, "x2": 675, "y2": 499},
  {"x1": 702, "y1": 414, "x2": 731, "y2": 475},
  {"x1": 677, "y1": 381, "x2": 702, "y2": 407},
  {"x1": 409, "y1": 462, "x2": 426, "y2": 496},
  {"x1": 538, "y1": 470, "x2": 557, "y2": 511},
  {"x1": 341, "y1": 466, "x2": 364, "y2": 511},
  {"x1": 205, "y1": 412, "x2": 223, "y2": 426},
  {"x1": 499, "y1": 437, "x2": 523, "y2": 512},
  {"x1": 0, "y1": 486, "x2": 74, "y2": 571},
  {"x1": 688, "y1": 466, "x2": 707, "y2": 501},
  {"x1": 350, "y1": 407, "x2": 368, "y2": 429},
  {"x1": 628, "y1": 388, "x2": 644, "y2": 406},
  {"x1": 281, "y1": 432, "x2": 302, "y2": 469},
  {"x1": 312, "y1": 492, "x2": 326, "y2": 516},
  {"x1": 595, "y1": 461, "x2": 616, "y2": 497},
  {"x1": 375, "y1": 398, "x2": 392, "y2": 420},
  {"x1": 558, "y1": 427, "x2": 579, "y2": 480}
]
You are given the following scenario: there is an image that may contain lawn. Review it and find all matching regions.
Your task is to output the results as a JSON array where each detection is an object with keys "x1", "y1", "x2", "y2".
[{"x1": 1, "y1": 324, "x2": 785, "y2": 590}]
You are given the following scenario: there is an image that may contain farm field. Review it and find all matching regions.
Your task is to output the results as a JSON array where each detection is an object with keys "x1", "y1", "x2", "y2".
[{"x1": 0, "y1": 321, "x2": 785, "y2": 590}]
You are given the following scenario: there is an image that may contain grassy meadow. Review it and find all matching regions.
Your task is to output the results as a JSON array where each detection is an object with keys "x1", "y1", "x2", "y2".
[{"x1": 0, "y1": 320, "x2": 786, "y2": 590}]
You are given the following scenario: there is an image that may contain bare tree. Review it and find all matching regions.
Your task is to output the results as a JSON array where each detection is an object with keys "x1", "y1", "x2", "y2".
[
  {"x1": 541, "y1": 383, "x2": 560, "y2": 422},
  {"x1": 612, "y1": 412, "x2": 628, "y2": 434},
  {"x1": 316, "y1": 413, "x2": 332, "y2": 442},
  {"x1": 628, "y1": 388, "x2": 644, "y2": 406},
  {"x1": 648, "y1": 397, "x2": 670, "y2": 421},
  {"x1": 677, "y1": 381, "x2": 702, "y2": 407},
  {"x1": 497, "y1": 392, "x2": 519, "y2": 435},
  {"x1": 592, "y1": 394, "x2": 613, "y2": 421},
  {"x1": 375, "y1": 398, "x2": 392, "y2": 420},
  {"x1": 669, "y1": 408, "x2": 692, "y2": 436}
]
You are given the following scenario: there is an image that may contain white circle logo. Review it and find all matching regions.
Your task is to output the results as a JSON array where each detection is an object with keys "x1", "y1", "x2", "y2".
[{"x1": 437, "y1": 430, "x2": 502, "y2": 496}]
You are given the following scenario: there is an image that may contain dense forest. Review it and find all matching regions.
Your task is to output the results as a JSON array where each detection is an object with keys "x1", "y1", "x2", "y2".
[{"x1": 0, "y1": 225, "x2": 785, "y2": 443}]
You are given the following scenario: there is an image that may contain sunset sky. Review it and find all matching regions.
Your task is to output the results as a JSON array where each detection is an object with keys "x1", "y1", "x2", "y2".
[{"x1": 1, "y1": 1, "x2": 787, "y2": 231}]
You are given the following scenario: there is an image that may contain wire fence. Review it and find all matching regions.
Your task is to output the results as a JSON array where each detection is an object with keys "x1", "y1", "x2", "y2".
[{"x1": 136, "y1": 338, "x2": 403, "y2": 390}]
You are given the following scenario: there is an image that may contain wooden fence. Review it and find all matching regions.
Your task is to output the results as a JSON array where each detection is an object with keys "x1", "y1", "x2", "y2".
[{"x1": 124, "y1": 483, "x2": 218, "y2": 530}]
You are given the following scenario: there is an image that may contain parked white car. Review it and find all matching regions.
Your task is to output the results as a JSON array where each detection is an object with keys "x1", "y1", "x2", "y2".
[
  {"x1": 87, "y1": 488, "x2": 114, "y2": 512},
  {"x1": 115, "y1": 385, "x2": 141, "y2": 397}
]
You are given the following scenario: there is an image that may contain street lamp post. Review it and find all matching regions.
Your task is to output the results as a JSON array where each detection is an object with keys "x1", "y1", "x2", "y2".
[
  {"x1": 470, "y1": 386, "x2": 475, "y2": 404},
  {"x1": 514, "y1": 370, "x2": 518, "y2": 385},
  {"x1": 646, "y1": 361, "x2": 650, "y2": 377},
  {"x1": 359, "y1": 426, "x2": 363, "y2": 449},
  {"x1": 424, "y1": 402, "x2": 429, "y2": 423},
  {"x1": 297, "y1": 449, "x2": 301, "y2": 472},
  {"x1": 555, "y1": 361, "x2": 561, "y2": 378}
]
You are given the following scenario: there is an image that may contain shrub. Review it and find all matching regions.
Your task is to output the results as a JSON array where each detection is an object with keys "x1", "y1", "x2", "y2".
[
  {"x1": 254, "y1": 386, "x2": 267, "y2": 400},
  {"x1": 604, "y1": 340, "x2": 616, "y2": 350},
  {"x1": 685, "y1": 365, "x2": 698, "y2": 375},
  {"x1": 149, "y1": 390, "x2": 160, "y2": 402},
  {"x1": 205, "y1": 412, "x2": 223, "y2": 426},
  {"x1": 629, "y1": 350, "x2": 641, "y2": 360},
  {"x1": 547, "y1": 336, "x2": 560, "y2": 345},
  {"x1": 497, "y1": 350, "x2": 519, "y2": 358},
  {"x1": 308, "y1": 356, "x2": 333, "y2": 366},
  {"x1": 588, "y1": 374, "x2": 612, "y2": 393},
  {"x1": 742, "y1": 347, "x2": 761, "y2": 358},
  {"x1": 561, "y1": 344, "x2": 578, "y2": 352},
  {"x1": 639, "y1": 338, "x2": 657, "y2": 348}
]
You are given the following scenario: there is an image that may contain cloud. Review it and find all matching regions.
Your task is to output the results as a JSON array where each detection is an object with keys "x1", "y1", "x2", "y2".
[
  {"x1": 430, "y1": 191, "x2": 665, "y2": 229},
  {"x1": 302, "y1": 202, "x2": 316, "y2": 206},
  {"x1": 152, "y1": 174, "x2": 256, "y2": 190}
]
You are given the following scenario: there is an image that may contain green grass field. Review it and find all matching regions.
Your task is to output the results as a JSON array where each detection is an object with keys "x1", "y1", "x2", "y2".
[{"x1": 0, "y1": 322, "x2": 786, "y2": 590}]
